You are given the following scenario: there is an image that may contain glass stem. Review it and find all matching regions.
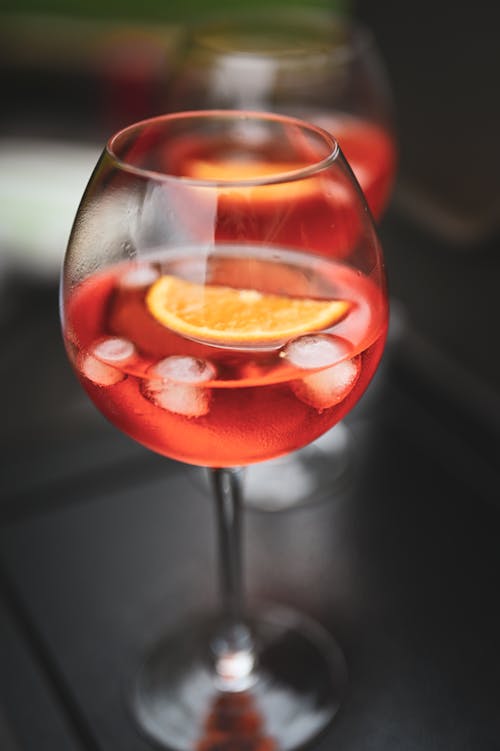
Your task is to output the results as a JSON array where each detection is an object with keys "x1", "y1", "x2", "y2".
[{"x1": 209, "y1": 467, "x2": 256, "y2": 690}]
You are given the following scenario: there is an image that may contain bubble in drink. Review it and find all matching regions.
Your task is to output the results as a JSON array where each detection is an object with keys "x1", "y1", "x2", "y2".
[
  {"x1": 93, "y1": 337, "x2": 135, "y2": 363},
  {"x1": 282, "y1": 334, "x2": 349, "y2": 369},
  {"x1": 142, "y1": 355, "x2": 216, "y2": 417},
  {"x1": 292, "y1": 356, "x2": 361, "y2": 411},
  {"x1": 119, "y1": 264, "x2": 159, "y2": 289}
]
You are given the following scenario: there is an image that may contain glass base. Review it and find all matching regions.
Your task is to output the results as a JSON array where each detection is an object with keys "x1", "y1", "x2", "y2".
[
  {"x1": 132, "y1": 605, "x2": 347, "y2": 751},
  {"x1": 189, "y1": 423, "x2": 353, "y2": 512}
]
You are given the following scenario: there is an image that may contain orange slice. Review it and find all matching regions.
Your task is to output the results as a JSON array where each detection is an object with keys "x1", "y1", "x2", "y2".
[
  {"x1": 185, "y1": 159, "x2": 320, "y2": 202},
  {"x1": 187, "y1": 159, "x2": 304, "y2": 181},
  {"x1": 146, "y1": 274, "x2": 349, "y2": 344}
]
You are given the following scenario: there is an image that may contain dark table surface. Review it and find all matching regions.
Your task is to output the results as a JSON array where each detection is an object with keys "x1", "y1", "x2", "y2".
[{"x1": 1, "y1": 2, "x2": 500, "y2": 747}]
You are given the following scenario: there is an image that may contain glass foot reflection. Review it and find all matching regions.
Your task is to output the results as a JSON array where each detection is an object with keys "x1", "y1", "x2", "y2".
[
  {"x1": 133, "y1": 606, "x2": 347, "y2": 751},
  {"x1": 197, "y1": 691, "x2": 276, "y2": 751},
  {"x1": 189, "y1": 423, "x2": 353, "y2": 512}
]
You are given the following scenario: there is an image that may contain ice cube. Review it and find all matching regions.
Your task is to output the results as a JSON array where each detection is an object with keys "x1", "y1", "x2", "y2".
[
  {"x1": 143, "y1": 355, "x2": 216, "y2": 417},
  {"x1": 153, "y1": 355, "x2": 216, "y2": 384},
  {"x1": 144, "y1": 380, "x2": 212, "y2": 417},
  {"x1": 92, "y1": 337, "x2": 135, "y2": 364},
  {"x1": 119, "y1": 264, "x2": 159, "y2": 289},
  {"x1": 282, "y1": 334, "x2": 349, "y2": 370},
  {"x1": 291, "y1": 356, "x2": 360, "y2": 411},
  {"x1": 79, "y1": 353, "x2": 125, "y2": 386}
]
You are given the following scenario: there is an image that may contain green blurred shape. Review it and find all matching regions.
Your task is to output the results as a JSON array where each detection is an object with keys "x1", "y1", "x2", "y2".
[{"x1": 1, "y1": 0, "x2": 351, "y2": 22}]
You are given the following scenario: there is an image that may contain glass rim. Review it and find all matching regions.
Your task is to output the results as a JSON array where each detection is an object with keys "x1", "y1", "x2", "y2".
[
  {"x1": 106, "y1": 110, "x2": 340, "y2": 188},
  {"x1": 185, "y1": 11, "x2": 374, "y2": 66}
]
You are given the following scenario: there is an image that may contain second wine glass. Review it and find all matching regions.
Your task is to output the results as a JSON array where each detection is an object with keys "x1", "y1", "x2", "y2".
[
  {"x1": 167, "y1": 9, "x2": 396, "y2": 510},
  {"x1": 168, "y1": 8, "x2": 397, "y2": 220}
]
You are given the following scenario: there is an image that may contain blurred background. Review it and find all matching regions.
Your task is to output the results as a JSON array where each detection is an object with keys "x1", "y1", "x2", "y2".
[
  {"x1": 1, "y1": 0, "x2": 499, "y2": 447},
  {"x1": 0, "y1": 0, "x2": 499, "y2": 749}
]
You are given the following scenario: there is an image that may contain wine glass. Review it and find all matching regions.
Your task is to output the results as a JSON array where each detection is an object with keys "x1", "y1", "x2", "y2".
[
  {"x1": 166, "y1": 9, "x2": 396, "y2": 509},
  {"x1": 167, "y1": 9, "x2": 397, "y2": 221},
  {"x1": 60, "y1": 110, "x2": 388, "y2": 750}
]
